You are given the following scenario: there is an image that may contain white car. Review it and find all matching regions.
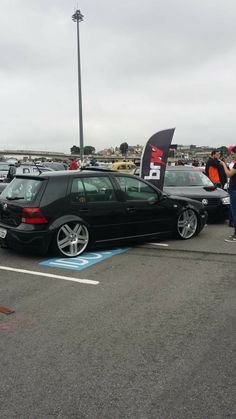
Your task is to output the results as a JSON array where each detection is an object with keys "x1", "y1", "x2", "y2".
[
  {"x1": 0, "y1": 164, "x2": 54, "y2": 194},
  {"x1": 0, "y1": 163, "x2": 10, "y2": 182}
]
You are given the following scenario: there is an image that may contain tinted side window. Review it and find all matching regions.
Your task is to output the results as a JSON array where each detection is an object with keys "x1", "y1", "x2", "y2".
[
  {"x1": 70, "y1": 178, "x2": 86, "y2": 203},
  {"x1": 116, "y1": 176, "x2": 159, "y2": 202},
  {"x1": 71, "y1": 176, "x2": 117, "y2": 203}
]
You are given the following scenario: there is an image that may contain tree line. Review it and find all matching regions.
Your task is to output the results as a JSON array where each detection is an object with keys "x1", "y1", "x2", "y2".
[{"x1": 70, "y1": 142, "x2": 129, "y2": 156}]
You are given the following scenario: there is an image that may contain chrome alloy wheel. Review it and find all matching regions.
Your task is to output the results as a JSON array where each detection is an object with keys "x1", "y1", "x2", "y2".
[
  {"x1": 177, "y1": 209, "x2": 198, "y2": 239},
  {"x1": 56, "y1": 222, "x2": 89, "y2": 257}
]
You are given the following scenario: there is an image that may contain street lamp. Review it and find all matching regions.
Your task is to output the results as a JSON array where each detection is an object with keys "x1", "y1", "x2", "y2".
[{"x1": 72, "y1": 9, "x2": 84, "y2": 162}]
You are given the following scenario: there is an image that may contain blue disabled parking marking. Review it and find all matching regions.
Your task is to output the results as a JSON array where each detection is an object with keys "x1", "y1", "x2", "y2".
[{"x1": 40, "y1": 248, "x2": 129, "y2": 271}]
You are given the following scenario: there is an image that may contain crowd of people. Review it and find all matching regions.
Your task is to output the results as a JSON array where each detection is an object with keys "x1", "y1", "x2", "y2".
[
  {"x1": 219, "y1": 146, "x2": 236, "y2": 242},
  {"x1": 199, "y1": 146, "x2": 236, "y2": 242}
]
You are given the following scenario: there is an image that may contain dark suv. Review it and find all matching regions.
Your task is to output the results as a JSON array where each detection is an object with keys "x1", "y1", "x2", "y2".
[{"x1": 0, "y1": 170, "x2": 207, "y2": 257}]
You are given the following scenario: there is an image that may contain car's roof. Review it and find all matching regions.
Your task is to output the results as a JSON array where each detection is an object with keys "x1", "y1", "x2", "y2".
[
  {"x1": 112, "y1": 161, "x2": 136, "y2": 166},
  {"x1": 19, "y1": 163, "x2": 49, "y2": 167},
  {"x1": 166, "y1": 166, "x2": 204, "y2": 171},
  {"x1": 13, "y1": 169, "x2": 141, "y2": 182}
]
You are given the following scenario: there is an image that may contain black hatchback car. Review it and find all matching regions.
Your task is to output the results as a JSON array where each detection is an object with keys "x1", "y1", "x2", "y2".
[
  {"x1": 0, "y1": 170, "x2": 207, "y2": 257},
  {"x1": 164, "y1": 167, "x2": 230, "y2": 221}
]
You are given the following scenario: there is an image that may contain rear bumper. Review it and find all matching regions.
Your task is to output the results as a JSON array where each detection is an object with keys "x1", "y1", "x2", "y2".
[{"x1": 0, "y1": 225, "x2": 52, "y2": 255}]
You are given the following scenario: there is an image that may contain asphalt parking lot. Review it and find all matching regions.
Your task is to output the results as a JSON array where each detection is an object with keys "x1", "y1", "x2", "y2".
[
  {"x1": 1, "y1": 222, "x2": 236, "y2": 275},
  {"x1": 143, "y1": 221, "x2": 236, "y2": 254},
  {"x1": 0, "y1": 222, "x2": 235, "y2": 418}
]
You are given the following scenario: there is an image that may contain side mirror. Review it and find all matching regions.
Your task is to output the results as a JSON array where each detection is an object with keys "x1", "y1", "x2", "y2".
[
  {"x1": 148, "y1": 195, "x2": 159, "y2": 205},
  {"x1": 160, "y1": 192, "x2": 168, "y2": 200}
]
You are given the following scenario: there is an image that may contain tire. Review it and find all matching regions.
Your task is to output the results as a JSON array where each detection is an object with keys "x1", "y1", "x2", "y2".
[
  {"x1": 175, "y1": 209, "x2": 199, "y2": 240},
  {"x1": 52, "y1": 221, "x2": 89, "y2": 257}
]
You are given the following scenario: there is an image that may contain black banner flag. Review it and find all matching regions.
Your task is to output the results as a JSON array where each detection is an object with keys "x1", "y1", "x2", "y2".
[{"x1": 140, "y1": 128, "x2": 175, "y2": 191}]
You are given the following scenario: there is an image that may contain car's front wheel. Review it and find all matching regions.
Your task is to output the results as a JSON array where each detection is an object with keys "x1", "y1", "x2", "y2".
[
  {"x1": 175, "y1": 209, "x2": 198, "y2": 239},
  {"x1": 52, "y1": 221, "x2": 89, "y2": 257}
]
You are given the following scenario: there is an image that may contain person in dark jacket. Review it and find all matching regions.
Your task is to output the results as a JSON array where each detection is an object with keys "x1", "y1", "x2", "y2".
[
  {"x1": 220, "y1": 146, "x2": 236, "y2": 242},
  {"x1": 6, "y1": 164, "x2": 16, "y2": 182},
  {"x1": 205, "y1": 149, "x2": 227, "y2": 188}
]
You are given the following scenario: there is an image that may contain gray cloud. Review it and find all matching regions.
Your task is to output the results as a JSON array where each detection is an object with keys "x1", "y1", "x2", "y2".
[{"x1": 1, "y1": 0, "x2": 236, "y2": 152}]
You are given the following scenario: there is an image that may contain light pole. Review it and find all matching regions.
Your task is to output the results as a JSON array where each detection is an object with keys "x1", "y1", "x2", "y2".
[{"x1": 72, "y1": 9, "x2": 84, "y2": 162}]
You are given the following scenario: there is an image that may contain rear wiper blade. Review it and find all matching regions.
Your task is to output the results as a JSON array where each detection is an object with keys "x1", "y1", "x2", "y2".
[{"x1": 6, "y1": 196, "x2": 25, "y2": 200}]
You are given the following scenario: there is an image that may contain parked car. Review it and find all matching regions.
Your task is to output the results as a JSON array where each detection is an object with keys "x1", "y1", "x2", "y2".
[
  {"x1": 42, "y1": 162, "x2": 68, "y2": 171},
  {"x1": 132, "y1": 166, "x2": 230, "y2": 221},
  {"x1": 15, "y1": 164, "x2": 54, "y2": 175},
  {"x1": 0, "y1": 165, "x2": 54, "y2": 194},
  {"x1": 111, "y1": 161, "x2": 137, "y2": 173},
  {"x1": 164, "y1": 167, "x2": 230, "y2": 221},
  {"x1": 93, "y1": 162, "x2": 112, "y2": 170},
  {"x1": 0, "y1": 170, "x2": 207, "y2": 257},
  {"x1": 84, "y1": 162, "x2": 113, "y2": 170},
  {"x1": 0, "y1": 163, "x2": 10, "y2": 182},
  {"x1": 0, "y1": 183, "x2": 7, "y2": 194},
  {"x1": 131, "y1": 167, "x2": 141, "y2": 176}
]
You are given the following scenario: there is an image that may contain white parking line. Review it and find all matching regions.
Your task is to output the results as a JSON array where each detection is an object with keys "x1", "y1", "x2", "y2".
[{"x1": 0, "y1": 266, "x2": 99, "y2": 285}]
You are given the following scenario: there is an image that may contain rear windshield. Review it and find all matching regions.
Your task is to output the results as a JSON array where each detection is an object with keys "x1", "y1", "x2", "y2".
[{"x1": 1, "y1": 178, "x2": 44, "y2": 202}]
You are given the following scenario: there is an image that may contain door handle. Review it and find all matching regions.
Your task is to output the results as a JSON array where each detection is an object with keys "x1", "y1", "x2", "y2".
[{"x1": 127, "y1": 207, "x2": 136, "y2": 213}]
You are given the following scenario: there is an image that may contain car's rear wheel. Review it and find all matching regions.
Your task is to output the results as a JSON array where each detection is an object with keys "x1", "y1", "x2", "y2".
[
  {"x1": 176, "y1": 209, "x2": 198, "y2": 239},
  {"x1": 52, "y1": 222, "x2": 89, "y2": 257}
]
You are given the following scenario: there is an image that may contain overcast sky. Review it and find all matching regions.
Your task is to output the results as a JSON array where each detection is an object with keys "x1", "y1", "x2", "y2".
[{"x1": 1, "y1": 0, "x2": 236, "y2": 153}]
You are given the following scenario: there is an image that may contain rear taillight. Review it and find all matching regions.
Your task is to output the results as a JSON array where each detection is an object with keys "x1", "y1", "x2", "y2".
[{"x1": 21, "y1": 208, "x2": 48, "y2": 224}]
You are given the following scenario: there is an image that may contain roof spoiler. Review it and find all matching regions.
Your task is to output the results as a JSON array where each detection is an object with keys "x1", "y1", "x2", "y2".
[{"x1": 80, "y1": 167, "x2": 113, "y2": 172}]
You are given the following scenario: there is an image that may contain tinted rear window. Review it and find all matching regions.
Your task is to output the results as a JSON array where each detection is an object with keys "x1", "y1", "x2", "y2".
[{"x1": 1, "y1": 178, "x2": 44, "y2": 202}]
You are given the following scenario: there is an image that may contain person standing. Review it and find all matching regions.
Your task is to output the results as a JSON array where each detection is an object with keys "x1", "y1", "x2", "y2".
[
  {"x1": 220, "y1": 146, "x2": 236, "y2": 242},
  {"x1": 6, "y1": 164, "x2": 16, "y2": 182},
  {"x1": 205, "y1": 149, "x2": 227, "y2": 188},
  {"x1": 69, "y1": 158, "x2": 79, "y2": 170}
]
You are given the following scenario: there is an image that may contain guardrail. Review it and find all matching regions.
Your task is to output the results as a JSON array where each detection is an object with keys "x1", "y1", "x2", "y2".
[{"x1": 0, "y1": 150, "x2": 142, "y2": 162}]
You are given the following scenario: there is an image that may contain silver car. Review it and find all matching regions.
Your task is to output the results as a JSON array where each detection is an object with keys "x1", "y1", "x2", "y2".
[{"x1": 0, "y1": 163, "x2": 10, "y2": 182}]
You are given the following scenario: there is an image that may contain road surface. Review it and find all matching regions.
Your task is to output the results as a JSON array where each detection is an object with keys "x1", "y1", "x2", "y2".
[{"x1": 0, "y1": 223, "x2": 235, "y2": 418}]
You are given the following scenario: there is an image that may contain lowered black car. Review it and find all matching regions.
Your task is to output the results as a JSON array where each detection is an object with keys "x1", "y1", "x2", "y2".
[
  {"x1": 164, "y1": 167, "x2": 230, "y2": 221},
  {"x1": 0, "y1": 170, "x2": 207, "y2": 257}
]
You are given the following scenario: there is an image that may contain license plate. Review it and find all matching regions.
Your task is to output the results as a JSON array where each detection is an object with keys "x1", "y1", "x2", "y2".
[{"x1": 0, "y1": 228, "x2": 7, "y2": 239}]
